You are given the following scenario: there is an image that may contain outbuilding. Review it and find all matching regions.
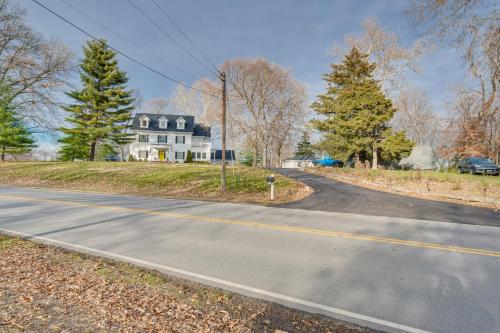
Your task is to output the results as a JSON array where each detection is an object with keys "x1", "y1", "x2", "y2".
[{"x1": 281, "y1": 155, "x2": 315, "y2": 169}]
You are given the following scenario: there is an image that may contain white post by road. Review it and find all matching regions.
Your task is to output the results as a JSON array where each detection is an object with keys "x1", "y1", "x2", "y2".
[{"x1": 267, "y1": 174, "x2": 276, "y2": 201}]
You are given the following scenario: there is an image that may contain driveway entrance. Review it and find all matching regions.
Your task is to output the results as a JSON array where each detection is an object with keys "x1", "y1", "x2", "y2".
[{"x1": 277, "y1": 169, "x2": 500, "y2": 226}]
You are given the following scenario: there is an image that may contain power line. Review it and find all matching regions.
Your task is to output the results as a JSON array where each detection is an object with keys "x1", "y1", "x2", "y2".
[
  {"x1": 126, "y1": 0, "x2": 220, "y2": 78},
  {"x1": 31, "y1": 0, "x2": 219, "y2": 98},
  {"x1": 56, "y1": 0, "x2": 199, "y2": 81},
  {"x1": 150, "y1": 0, "x2": 219, "y2": 74}
]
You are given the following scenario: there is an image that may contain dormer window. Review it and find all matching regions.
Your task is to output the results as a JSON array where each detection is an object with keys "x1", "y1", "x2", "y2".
[
  {"x1": 139, "y1": 115, "x2": 150, "y2": 128},
  {"x1": 159, "y1": 116, "x2": 168, "y2": 129},
  {"x1": 176, "y1": 117, "x2": 186, "y2": 130}
]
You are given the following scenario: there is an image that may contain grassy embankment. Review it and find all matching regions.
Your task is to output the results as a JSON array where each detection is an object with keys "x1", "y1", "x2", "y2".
[
  {"x1": 307, "y1": 167, "x2": 500, "y2": 209},
  {"x1": 0, "y1": 162, "x2": 308, "y2": 204},
  {"x1": 0, "y1": 235, "x2": 374, "y2": 332}
]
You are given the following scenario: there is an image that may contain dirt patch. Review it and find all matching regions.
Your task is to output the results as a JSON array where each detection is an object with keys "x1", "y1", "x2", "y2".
[{"x1": 0, "y1": 235, "x2": 376, "y2": 333}]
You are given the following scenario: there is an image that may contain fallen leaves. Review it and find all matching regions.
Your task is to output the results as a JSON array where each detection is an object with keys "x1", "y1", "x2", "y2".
[{"x1": 0, "y1": 236, "x2": 373, "y2": 332}]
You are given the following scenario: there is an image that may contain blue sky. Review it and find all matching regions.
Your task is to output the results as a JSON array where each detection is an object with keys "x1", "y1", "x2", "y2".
[{"x1": 22, "y1": 0, "x2": 467, "y2": 121}]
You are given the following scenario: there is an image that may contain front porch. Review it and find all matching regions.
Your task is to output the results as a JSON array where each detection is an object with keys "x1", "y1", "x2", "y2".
[{"x1": 150, "y1": 146, "x2": 171, "y2": 162}]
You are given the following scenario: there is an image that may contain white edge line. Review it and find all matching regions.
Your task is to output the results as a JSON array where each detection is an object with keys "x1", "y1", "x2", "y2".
[{"x1": 0, "y1": 227, "x2": 431, "y2": 333}]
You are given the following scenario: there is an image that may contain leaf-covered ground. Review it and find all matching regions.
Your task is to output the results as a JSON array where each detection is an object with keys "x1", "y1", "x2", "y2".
[
  {"x1": 0, "y1": 236, "x2": 376, "y2": 333},
  {"x1": 0, "y1": 162, "x2": 309, "y2": 204}
]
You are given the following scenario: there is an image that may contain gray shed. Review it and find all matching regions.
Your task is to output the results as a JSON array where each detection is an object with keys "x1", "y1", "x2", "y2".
[{"x1": 281, "y1": 156, "x2": 315, "y2": 169}]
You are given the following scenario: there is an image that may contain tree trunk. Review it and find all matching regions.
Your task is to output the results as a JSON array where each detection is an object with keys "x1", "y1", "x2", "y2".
[
  {"x1": 263, "y1": 145, "x2": 268, "y2": 168},
  {"x1": 372, "y1": 146, "x2": 378, "y2": 169},
  {"x1": 252, "y1": 145, "x2": 258, "y2": 167},
  {"x1": 89, "y1": 141, "x2": 96, "y2": 161},
  {"x1": 354, "y1": 152, "x2": 361, "y2": 168},
  {"x1": 1, "y1": 145, "x2": 5, "y2": 161},
  {"x1": 277, "y1": 149, "x2": 282, "y2": 169}
]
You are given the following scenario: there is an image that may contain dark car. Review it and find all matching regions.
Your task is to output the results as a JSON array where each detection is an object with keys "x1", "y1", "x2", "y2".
[
  {"x1": 457, "y1": 157, "x2": 499, "y2": 176},
  {"x1": 105, "y1": 155, "x2": 119, "y2": 162}
]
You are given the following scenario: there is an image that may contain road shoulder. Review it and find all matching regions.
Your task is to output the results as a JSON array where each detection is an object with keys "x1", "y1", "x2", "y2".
[{"x1": 0, "y1": 234, "x2": 376, "y2": 333}]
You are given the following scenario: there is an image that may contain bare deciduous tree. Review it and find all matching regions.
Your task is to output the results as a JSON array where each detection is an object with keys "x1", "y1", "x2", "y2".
[
  {"x1": 143, "y1": 98, "x2": 170, "y2": 114},
  {"x1": 143, "y1": 80, "x2": 219, "y2": 124},
  {"x1": 393, "y1": 86, "x2": 443, "y2": 148},
  {"x1": 332, "y1": 17, "x2": 426, "y2": 91},
  {"x1": 222, "y1": 58, "x2": 307, "y2": 167},
  {"x1": 407, "y1": 0, "x2": 499, "y2": 160},
  {"x1": 0, "y1": 0, "x2": 73, "y2": 130},
  {"x1": 169, "y1": 80, "x2": 220, "y2": 125}
]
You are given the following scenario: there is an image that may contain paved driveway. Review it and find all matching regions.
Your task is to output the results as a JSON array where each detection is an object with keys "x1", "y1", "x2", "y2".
[{"x1": 277, "y1": 169, "x2": 500, "y2": 226}]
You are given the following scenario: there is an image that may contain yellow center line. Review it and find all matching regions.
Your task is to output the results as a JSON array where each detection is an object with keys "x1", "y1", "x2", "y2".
[{"x1": 1, "y1": 194, "x2": 500, "y2": 258}]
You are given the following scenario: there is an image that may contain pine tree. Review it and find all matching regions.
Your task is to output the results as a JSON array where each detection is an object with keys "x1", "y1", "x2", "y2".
[
  {"x1": 58, "y1": 134, "x2": 89, "y2": 161},
  {"x1": 0, "y1": 85, "x2": 35, "y2": 161},
  {"x1": 379, "y1": 131, "x2": 415, "y2": 162},
  {"x1": 59, "y1": 39, "x2": 135, "y2": 161},
  {"x1": 311, "y1": 47, "x2": 413, "y2": 168},
  {"x1": 295, "y1": 131, "x2": 314, "y2": 157}
]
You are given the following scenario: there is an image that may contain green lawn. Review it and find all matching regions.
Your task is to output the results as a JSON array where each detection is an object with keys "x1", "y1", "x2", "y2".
[{"x1": 0, "y1": 162, "x2": 306, "y2": 204}]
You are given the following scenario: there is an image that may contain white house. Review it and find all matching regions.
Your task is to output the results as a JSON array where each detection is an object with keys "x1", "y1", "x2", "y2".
[{"x1": 128, "y1": 113, "x2": 211, "y2": 162}]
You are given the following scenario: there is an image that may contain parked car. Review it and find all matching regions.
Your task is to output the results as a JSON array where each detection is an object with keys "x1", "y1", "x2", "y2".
[
  {"x1": 313, "y1": 156, "x2": 343, "y2": 167},
  {"x1": 105, "y1": 155, "x2": 119, "y2": 162},
  {"x1": 457, "y1": 157, "x2": 499, "y2": 176}
]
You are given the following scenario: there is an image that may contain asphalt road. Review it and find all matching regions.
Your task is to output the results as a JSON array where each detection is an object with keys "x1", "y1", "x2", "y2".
[
  {"x1": 1, "y1": 187, "x2": 500, "y2": 333},
  {"x1": 277, "y1": 169, "x2": 500, "y2": 226}
]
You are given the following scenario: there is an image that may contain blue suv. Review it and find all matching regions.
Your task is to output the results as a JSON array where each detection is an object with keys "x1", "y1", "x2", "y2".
[{"x1": 313, "y1": 156, "x2": 344, "y2": 167}]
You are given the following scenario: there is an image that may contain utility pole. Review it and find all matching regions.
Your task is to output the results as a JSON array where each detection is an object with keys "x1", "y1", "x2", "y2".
[{"x1": 220, "y1": 71, "x2": 227, "y2": 192}]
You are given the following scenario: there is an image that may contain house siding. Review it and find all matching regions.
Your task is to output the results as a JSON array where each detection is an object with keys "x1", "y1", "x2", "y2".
[{"x1": 128, "y1": 114, "x2": 211, "y2": 162}]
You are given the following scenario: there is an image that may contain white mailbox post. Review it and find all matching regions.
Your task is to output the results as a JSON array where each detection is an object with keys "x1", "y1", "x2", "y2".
[{"x1": 266, "y1": 174, "x2": 276, "y2": 200}]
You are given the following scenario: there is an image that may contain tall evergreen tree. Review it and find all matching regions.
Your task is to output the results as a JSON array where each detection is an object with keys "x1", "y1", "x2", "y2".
[
  {"x1": 295, "y1": 131, "x2": 314, "y2": 157},
  {"x1": 312, "y1": 47, "x2": 413, "y2": 168},
  {"x1": 0, "y1": 85, "x2": 35, "y2": 161},
  {"x1": 60, "y1": 39, "x2": 134, "y2": 161}
]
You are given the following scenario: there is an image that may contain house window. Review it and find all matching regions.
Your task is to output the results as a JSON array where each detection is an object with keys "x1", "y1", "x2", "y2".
[
  {"x1": 175, "y1": 152, "x2": 185, "y2": 160},
  {"x1": 138, "y1": 134, "x2": 149, "y2": 142},
  {"x1": 175, "y1": 136, "x2": 185, "y2": 144},
  {"x1": 157, "y1": 135, "x2": 167, "y2": 143},
  {"x1": 140, "y1": 119, "x2": 149, "y2": 128},
  {"x1": 138, "y1": 151, "x2": 148, "y2": 159},
  {"x1": 177, "y1": 119, "x2": 185, "y2": 130},
  {"x1": 159, "y1": 119, "x2": 167, "y2": 129},
  {"x1": 202, "y1": 152, "x2": 206, "y2": 160},
  {"x1": 196, "y1": 152, "x2": 201, "y2": 159}
]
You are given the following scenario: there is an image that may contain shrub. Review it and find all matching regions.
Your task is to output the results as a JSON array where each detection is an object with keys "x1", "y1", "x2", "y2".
[{"x1": 186, "y1": 150, "x2": 193, "y2": 163}]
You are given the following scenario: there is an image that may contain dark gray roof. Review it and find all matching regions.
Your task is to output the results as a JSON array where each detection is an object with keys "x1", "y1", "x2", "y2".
[
  {"x1": 193, "y1": 123, "x2": 211, "y2": 137},
  {"x1": 211, "y1": 150, "x2": 236, "y2": 160},
  {"x1": 132, "y1": 113, "x2": 197, "y2": 133}
]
